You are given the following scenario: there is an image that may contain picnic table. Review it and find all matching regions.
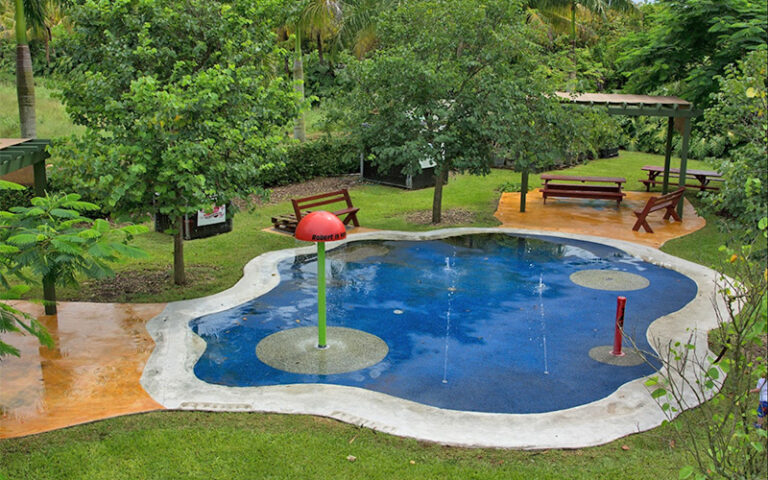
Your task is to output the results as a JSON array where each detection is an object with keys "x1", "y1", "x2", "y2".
[
  {"x1": 640, "y1": 165, "x2": 723, "y2": 192},
  {"x1": 539, "y1": 174, "x2": 627, "y2": 207}
]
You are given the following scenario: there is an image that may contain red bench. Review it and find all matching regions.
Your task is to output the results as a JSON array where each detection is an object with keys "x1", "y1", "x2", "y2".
[
  {"x1": 540, "y1": 174, "x2": 627, "y2": 207},
  {"x1": 271, "y1": 189, "x2": 360, "y2": 234},
  {"x1": 632, "y1": 188, "x2": 686, "y2": 233}
]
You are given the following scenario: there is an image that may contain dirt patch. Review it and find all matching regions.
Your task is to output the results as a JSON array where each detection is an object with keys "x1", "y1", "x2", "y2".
[
  {"x1": 78, "y1": 264, "x2": 221, "y2": 302},
  {"x1": 234, "y1": 175, "x2": 363, "y2": 209},
  {"x1": 405, "y1": 208, "x2": 476, "y2": 225}
]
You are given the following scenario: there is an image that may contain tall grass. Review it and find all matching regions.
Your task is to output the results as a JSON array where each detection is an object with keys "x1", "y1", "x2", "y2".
[{"x1": 0, "y1": 78, "x2": 83, "y2": 139}]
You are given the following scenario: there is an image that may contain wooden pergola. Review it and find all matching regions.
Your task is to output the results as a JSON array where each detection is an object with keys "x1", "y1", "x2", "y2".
[
  {"x1": 1, "y1": 138, "x2": 54, "y2": 313},
  {"x1": 519, "y1": 92, "x2": 701, "y2": 218},
  {"x1": 0, "y1": 138, "x2": 51, "y2": 195}
]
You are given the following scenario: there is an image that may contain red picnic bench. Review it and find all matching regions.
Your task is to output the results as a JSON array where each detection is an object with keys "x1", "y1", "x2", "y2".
[
  {"x1": 539, "y1": 174, "x2": 627, "y2": 207},
  {"x1": 640, "y1": 165, "x2": 723, "y2": 192},
  {"x1": 271, "y1": 189, "x2": 360, "y2": 234},
  {"x1": 632, "y1": 188, "x2": 686, "y2": 233}
]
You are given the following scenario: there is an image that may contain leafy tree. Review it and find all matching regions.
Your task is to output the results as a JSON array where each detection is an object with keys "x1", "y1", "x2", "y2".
[
  {"x1": 337, "y1": 0, "x2": 578, "y2": 223},
  {"x1": 643, "y1": 237, "x2": 767, "y2": 480},
  {"x1": 0, "y1": 180, "x2": 146, "y2": 350},
  {"x1": 700, "y1": 50, "x2": 767, "y2": 238},
  {"x1": 54, "y1": 0, "x2": 298, "y2": 285},
  {"x1": 616, "y1": 0, "x2": 767, "y2": 108},
  {"x1": 527, "y1": 0, "x2": 637, "y2": 67}
]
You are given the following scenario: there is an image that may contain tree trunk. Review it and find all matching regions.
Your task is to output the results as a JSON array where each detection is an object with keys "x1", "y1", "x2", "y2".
[
  {"x1": 431, "y1": 165, "x2": 450, "y2": 224},
  {"x1": 293, "y1": 27, "x2": 306, "y2": 142},
  {"x1": 42, "y1": 272, "x2": 56, "y2": 315},
  {"x1": 15, "y1": 0, "x2": 36, "y2": 138},
  {"x1": 173, "y1": 217, "x2": 186, "y2": 285},
  {"x1": 569, "y1": 2, "x2": 576, "y2": 83},
  {"x1": 317, "y1": 32, "x2": 324, "y2": 64}
]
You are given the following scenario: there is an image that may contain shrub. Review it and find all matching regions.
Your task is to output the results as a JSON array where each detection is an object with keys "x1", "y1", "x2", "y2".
[{"x1": 256, "y1": 135, "x2": 359, "y2": 188}]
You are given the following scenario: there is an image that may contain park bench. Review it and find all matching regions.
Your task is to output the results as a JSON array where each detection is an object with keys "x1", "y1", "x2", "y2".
[
  {"x1": 539, "y1": 174, "x2": 626, "y2": 207},
  {"x1": 271, "y1": 189, "x2": 360, "y2": 234},
  {"x1": 632, "y1": 187, "x2": 686, "y2": 233},
  {"x1": 640, "y1": 165, "x2": 723, "y2": 192}
]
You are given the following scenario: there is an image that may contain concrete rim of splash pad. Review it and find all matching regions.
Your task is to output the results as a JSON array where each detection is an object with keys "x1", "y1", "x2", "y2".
[{"x1": 141, "y1": 227, "x2": 725, "y2": 449}]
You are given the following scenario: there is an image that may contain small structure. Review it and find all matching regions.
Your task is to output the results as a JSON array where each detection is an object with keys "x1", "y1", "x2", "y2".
[
  {"x1": 294, "y1": 211, "x2": 347, "y2": 348},
  {"x1": 1, "y1": 138, "x2": 56, "y2": 314},
  {"x1": 361, "y1": 157, "x2": 438, "y2": 190},
  {"x1": 516, "y1": 93, "x2": 700, "y2": 218},
  {"x1": 0, "y1": 138, "x2": 50, "y2": 196}
]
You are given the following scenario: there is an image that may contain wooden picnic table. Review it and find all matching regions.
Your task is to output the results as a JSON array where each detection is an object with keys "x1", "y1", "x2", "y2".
[
  {"x1": 640, "y1": 165, "x2": 723, "y2": 192},
  {"x1": 539, "y1": 174, "x2": 627, "y2": 207}
]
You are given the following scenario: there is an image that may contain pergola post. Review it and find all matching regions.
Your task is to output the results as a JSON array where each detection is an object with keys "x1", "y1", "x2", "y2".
[
  {"x1": 662, "y1": 117, "x2": 674, "y2": 195},
  {"x1": 677, "y1": 117, "x2": 692, "y2": 218},
  {"x1": 519, "y1": 169, "x2": 529, "y2": 213}
]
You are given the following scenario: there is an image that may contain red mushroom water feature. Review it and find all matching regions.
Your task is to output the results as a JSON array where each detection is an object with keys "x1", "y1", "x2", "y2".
[{"x1": 295, "y1": 211, "x2": 347, "y2": 348}]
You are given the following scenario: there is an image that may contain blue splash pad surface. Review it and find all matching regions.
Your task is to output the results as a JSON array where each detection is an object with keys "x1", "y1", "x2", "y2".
[{"x1": 191, "y1": 234, "x2": 697, "y2": 414}]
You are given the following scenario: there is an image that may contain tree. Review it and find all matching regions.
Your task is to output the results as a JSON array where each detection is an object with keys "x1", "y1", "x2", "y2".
[
  {"x1": 616, "y1": 0, "x2": 767, "y2": 108},
  {"x1": 0, "y1": 180, "x2": 146, "y2": 347},
  {"x1": 13, "y1": 0, "x2": 42, "y2": 137},
  {"x1": 701, "y1": 50, "x2": 767, "y2": 238},
  {"x1": 527, "y1": 0, "x2": 637, "y2": 79},
  {"x1": 338, "y1": 0, "x2": 577, "y2": 223},
  {"x1": 642, "y1": 237, "x2": 767, "y2": 480},
  {"x1": 55, "y1": 0, "x2": 298, "y2": 285}
]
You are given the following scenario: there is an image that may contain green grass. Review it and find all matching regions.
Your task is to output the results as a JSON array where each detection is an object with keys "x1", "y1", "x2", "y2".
[
  {"x1": 0, "y1": 79, "x2": 85, "y2": 139},
  {"x1": 0, "y1": 410, "x2": 696, "y2": 480}
]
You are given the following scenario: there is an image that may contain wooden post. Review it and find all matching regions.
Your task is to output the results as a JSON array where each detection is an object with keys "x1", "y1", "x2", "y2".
[
  {"x1": 677, "y1": 117, "x2": 692, "y2": 218},
  {"x1": 520, "y1": 169, "x2": 529, "y2": 213},
  {"x1": 662, "y1": 117, "x2": 674, "y2": 195}
]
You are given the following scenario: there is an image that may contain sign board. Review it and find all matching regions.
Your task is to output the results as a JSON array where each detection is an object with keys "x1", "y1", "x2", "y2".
[{"x1": 197, "y1": 205, "x2": 226, "y2": 226}]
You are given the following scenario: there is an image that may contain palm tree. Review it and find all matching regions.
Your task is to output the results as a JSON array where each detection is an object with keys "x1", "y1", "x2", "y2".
[
  {"x1": 14, "y1": 0, "x2": 43, "y2": 138},
  {"x1": 286, "y1": 0, "x2": 343, "y2": 141},
  {"x1": 528, "y1": 0, "x2": 637, "y2": 66}
]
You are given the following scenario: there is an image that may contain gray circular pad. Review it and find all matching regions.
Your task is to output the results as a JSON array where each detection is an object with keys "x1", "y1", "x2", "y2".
[
  {"x1": 570, "y1": 269, "x2": 649, "y2": 291},
  {"x1": 256, "y1": 326, "x2": 389, "y2": 375},
  {"x1": 588, "y1": 345, "x2": 646, "y2": 366}
]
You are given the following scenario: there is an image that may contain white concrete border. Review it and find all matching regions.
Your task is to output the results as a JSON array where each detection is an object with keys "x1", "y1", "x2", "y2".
[{"x1": 141, "y1": 228, "x2": 725, "y2": 449}]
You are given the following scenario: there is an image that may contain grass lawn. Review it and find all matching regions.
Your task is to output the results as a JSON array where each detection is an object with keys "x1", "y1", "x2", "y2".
[
  {"x1": 0, "y1": 78, "x2": 85, "y2": 139},
  {"x1": 0, "y1": 410, "x2": 700, "y2": 480}
]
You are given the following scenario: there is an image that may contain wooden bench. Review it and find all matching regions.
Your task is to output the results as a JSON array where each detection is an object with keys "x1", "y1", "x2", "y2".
[
  {"x1": 271, "y1": 189, "x2": 360, "y2": 233},
  {"x1": 640, "y1": 165, "x2": 723, "y2": 192},
  {"x1": 540, "y1": 174, "x2": 627, "y2": 207},
  {"x1": 632, "y1": 188, "x2": 686, "y2": 233}
]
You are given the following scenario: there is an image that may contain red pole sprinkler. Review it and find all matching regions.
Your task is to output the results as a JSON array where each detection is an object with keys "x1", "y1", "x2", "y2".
[
  {"x1": 612, "y1": 296, "x2": 627, "y2": 357},
  {"x1": 295, "y1": 211, "x2": 347, "y2": 349}
]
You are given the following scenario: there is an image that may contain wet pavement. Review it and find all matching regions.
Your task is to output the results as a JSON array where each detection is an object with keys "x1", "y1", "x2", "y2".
[
  {"x1": 0, "y1": 302, "x2": 166, "y2": 438},
  {"x1": 494, "y1": 191, "x2": 705, "y2": 248}
]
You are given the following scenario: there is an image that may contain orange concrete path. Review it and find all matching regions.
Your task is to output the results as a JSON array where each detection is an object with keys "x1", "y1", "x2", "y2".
[
  {"x1": 494, "y1": 191, "x2": 705, "y2": 248},
  {"x1": 0, "y1": 302, "x2": 166, "y2": 438}
]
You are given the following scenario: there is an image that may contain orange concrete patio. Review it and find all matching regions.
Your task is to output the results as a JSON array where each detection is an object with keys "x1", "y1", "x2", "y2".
[
  {"x1": 494, "y1": 191, "x2": 705, "y2": 248},
  {"x1": 0, "y1": 302, "x2": 166, "y2": 438}
]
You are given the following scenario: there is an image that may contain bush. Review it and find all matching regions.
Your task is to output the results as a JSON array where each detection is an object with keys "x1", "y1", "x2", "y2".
[
  {"x1": 0, "y1": 185, "x2": 34, "y2": 211},
  {"x1": 256, "y1": 135, "x2": 359, "y2": 188}
]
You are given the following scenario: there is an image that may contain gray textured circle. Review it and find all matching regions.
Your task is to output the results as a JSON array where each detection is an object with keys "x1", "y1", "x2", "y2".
[
  {"x1": 588, "y1": 346, "x2": 646, "y2": 366},
  {"x1": 570, "y1": 269, "x2": 649, "y2": 291},
  {"x1": 256, "y1": 326, "x2": 388, "y2": 375}
]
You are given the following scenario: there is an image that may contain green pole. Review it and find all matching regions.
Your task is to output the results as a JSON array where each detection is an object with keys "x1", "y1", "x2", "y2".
[{"x1": 317, "y1": 242, "x2": 327, "y2": 348}]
